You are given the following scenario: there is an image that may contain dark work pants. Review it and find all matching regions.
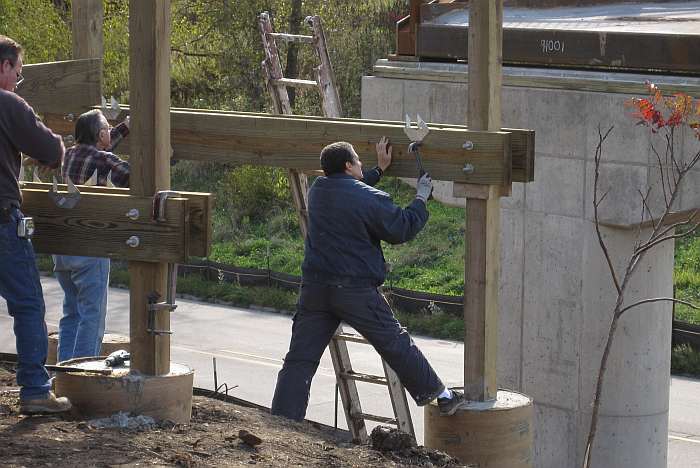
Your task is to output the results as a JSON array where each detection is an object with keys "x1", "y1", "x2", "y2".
[{"x1": 271, "y1": 283, "x2": 445, "y2": 421}]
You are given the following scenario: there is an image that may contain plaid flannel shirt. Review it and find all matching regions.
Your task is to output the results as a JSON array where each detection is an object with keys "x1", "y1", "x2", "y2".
[{"x1": 61, "y1": 128, "x2": 129, "y2": 188}]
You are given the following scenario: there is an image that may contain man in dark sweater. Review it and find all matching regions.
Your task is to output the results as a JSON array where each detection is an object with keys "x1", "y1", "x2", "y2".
[
  {"x1": 0, "y1": 36, "x2": 71, "y2": 414},
  {"x1": 271, "y1": 137, "x2": 464, "y2": 421}
]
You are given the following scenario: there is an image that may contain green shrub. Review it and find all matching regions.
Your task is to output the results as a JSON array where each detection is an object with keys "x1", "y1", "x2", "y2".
[{"x1": 671, "y1": 344, "x2": 700, "y2": 377}]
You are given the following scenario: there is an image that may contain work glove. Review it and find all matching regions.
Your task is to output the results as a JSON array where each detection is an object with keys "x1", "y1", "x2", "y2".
[{"x1": 415, "y1": 172, "x2": 433, "y2": 203}]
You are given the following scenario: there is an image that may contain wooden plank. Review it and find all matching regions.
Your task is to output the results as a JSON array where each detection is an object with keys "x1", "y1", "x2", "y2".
[
  {"x1": 20, "y1": 189, "x2": 189, "y2": 263},
  {"x1": 17, "y1": 59, "x2": 101, "y2": 114},
  {"x1": 382, "y1": 361, "x2": 415, "y2": 437},
  {"x1": 463, "y1": 0, "x2": 503, "y2": 403},
  {"x1": 43, "y1": 110, "x2": 513, "y2": 186},
  {"x1": 22, "y1": 183, "x2": 212, "y2": 258},
  {"x1": 72, "y1": 0, "x2": 104, "y2": 60},
  {"x1": 129, "y1": 0, "x2": 172, "y2": 376}
]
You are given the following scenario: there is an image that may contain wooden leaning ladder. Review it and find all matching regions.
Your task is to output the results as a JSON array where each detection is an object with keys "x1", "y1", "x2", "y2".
[{"x1": 258, "y1": 12, "x2": 415, "y2": 443}]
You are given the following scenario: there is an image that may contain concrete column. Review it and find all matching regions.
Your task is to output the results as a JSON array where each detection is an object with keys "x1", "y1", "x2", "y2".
[{"x1": 361, "y1": 62, "x2": 698, "y2": 467}]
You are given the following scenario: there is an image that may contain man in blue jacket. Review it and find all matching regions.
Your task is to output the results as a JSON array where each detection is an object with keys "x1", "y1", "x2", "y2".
[{"x1": 271, "y1": 137, "x2": 464, "y2": 421}]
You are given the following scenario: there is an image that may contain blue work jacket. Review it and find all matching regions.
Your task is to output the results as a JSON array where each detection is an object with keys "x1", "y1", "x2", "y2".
[{"x1": 301, "y1": 170, "x2": 429, "y2": 287}]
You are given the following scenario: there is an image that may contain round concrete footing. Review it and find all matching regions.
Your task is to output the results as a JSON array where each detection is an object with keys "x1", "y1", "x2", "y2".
[
  {"x1": 54, "y1": 358, "x2": 194, "y2": 423},
  {"x1": 424, "y1": 389, "x2": 534, "y2": 468},
  {"x1": 47, "y1": 332, "x2": 130, "y2": 365}
]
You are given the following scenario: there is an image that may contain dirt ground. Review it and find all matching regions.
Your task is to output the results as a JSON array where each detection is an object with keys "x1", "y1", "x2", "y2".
[{"x1": 0, "y1": 364, "x2": 465, "y2": 467}]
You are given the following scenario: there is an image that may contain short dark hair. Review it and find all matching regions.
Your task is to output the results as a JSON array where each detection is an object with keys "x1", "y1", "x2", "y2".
[
  {"x1": 320, "y1": 141, "x2": 357, "y2": 176},
  {"x1": 0, "y1": 36, "x2": 22, "y2": 67},
  {"x1": 74, "y1": 109, "x2": 105, "y2": 146}
]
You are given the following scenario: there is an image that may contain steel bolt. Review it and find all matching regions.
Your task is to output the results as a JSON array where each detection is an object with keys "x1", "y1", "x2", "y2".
[
  {"x1": 462, "y1": 164, "x2": 475, "y2": 174},
  {"x1": 64, "y1": 113, "x2": 75, "y2": 122},
  {"x1": 462, "y1": 141, "x2": 474, "y2": 150},
  {"x1": 126, "y1": 208, "x2": 140, "y2": 220},
  {"x1": 126, "y1": 236, "x2": 140, "y2": 248}
]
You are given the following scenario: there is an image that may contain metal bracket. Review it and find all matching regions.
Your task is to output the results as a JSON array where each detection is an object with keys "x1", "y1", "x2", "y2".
[
  {"x1": 146, "y1": 291, "x2": 177, "y2": 336},
  {"x1": 48, "y1": 176, "x2": 81, "y2": 209},
  {"x1": 152, "y1": 190, "x2": 180, "y2": 222}
]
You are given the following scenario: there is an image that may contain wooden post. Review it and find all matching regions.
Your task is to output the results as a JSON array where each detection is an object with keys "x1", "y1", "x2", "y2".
[
  {"x1": 464, "y1": 0, "x2": 503, "y2": 402},
  {"x1": 71, "y1": 0, "x2": 104, "y2": 61},
  {"x1": 128, "y1": 0, "x2": 172, "y2": 375}
]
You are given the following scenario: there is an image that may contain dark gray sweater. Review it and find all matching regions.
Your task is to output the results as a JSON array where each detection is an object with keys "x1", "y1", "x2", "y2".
[{"x1": 0, "y1": 90, "x2": 63, "y2": 205}]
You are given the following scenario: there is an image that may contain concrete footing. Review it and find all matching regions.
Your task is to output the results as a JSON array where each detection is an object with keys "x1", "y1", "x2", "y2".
[
  {"x1": 54, "y1": 358, "x2": 194, "y2": 423},
  {"x1": 425, "y1": 389, "x2": 534, "y2": 468},
  {"x1": 47, "y1": 332, "x2": 130, "y2": 365}
]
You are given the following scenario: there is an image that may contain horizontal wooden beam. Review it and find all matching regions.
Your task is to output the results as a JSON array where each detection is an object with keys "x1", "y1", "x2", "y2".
[
  {"x1": 19, "y1": 59, "x2": 101, "y2": 114},
  {"x1": 22, "y1": 183, "x2": 213, "y2": 259},
  {"x1": 44, "y1": 108, "x2": 525, "y2": 186},
  {"x1": 20, "y1": 187, "x2": 191, "y2": 262}
]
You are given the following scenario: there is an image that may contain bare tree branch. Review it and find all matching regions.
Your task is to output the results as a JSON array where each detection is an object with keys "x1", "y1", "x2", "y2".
[
  {"x1": 618, "y1": 297, "x2": 699, "y2": 317},
  {"x1": 593, "y1": 125, "x2": 621, "y2": 295}
]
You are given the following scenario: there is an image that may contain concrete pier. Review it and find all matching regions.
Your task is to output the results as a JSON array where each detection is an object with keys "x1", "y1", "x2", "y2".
[{"x1": 362, "y1": 60, "x2": 700, "y2": 467}]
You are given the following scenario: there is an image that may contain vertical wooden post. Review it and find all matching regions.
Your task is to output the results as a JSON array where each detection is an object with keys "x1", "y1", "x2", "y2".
[
  {"x1": 464, "y1": 0, "x2": 503, "y2": 402},
  {"x1": 71, "y1": 0, "x2": 104, "y2": 61},
  {"x1": 128, "y1": 0, "x2": 172, "y2": 375}
]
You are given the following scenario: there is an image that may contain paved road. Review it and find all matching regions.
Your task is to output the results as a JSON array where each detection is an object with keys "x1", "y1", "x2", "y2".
[{"x1": 1, "y1": 277, "x2": 699, "y2": 466}]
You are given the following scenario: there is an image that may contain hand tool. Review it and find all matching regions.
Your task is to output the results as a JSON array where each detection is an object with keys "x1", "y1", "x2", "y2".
[
  {"x1": 104, "y1": 349, "x2": 130, "y2": 367},
  {"x1": 45, "y1": 364, "x2": 113, "y2": 375}
]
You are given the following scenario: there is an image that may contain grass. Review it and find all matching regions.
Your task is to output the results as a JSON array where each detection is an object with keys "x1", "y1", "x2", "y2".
[{"x1": 674, "y1": 234, "x2": 700, "y2": 325}]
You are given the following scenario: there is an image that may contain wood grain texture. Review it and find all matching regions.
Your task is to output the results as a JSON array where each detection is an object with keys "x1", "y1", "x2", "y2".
[
  {"x1": 43, "y1": 110, "x2": 513, "y2": 186},
  {"x1": 463, "y1": 0, "x2": 503, "y2": 402},
  {"x1": 20, "y1": 188, "x2": 189, "y2": 263},
  {"x1": 18, "y1": 59, "x2": 101, "y2": 114},
  {"x1": 128, "y1": 0, "x2": 172, "y2": 376},
  {"x1": 22, "y1": 183, "x2": 212, "y2": 258},
  {"x1": 71, "y1": 0, "x2": 104, "y2": 60}
]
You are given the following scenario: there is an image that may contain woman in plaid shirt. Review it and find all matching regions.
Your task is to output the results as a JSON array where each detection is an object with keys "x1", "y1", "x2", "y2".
[{"x1": 53, "y1": 109, "x2": 129, "y2": 362}]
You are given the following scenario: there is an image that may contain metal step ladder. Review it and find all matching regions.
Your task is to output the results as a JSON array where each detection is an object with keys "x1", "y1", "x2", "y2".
[{"x1": 258, "y1": 12, "x2": 415, "y2": 444}]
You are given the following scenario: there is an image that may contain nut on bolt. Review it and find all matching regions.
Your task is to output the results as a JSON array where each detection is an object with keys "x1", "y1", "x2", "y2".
[
  {"x1": 125, "y1": 208, "x2": 140, "y2": 220},
  {"x1": 462, "y1": 164, "x2": 475, "y2": 174},
  {"x1": 462, "y1": 141, "x2": 474, "y2": 150},
  {"x1": 126, "y1": 236, "x2": 140, "y2": 248}
]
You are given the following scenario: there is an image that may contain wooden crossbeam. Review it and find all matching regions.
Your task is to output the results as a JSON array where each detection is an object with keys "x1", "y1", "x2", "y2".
[
  {"x1": 20, "y1": 187, "x2": 190, "y2": 263},
  {"x1": 22, "y1": 183, "x2": 212, "y2": 258},
  {"x1": 18, "y1": 59, "x2": 101, "y2": 114},
  {"x1": 43, "y1": 109, "x2": 520, "y2": 186}
]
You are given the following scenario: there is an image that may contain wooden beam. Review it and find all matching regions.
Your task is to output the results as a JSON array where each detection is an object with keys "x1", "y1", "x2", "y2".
[
  {"x1": 464, "y1": 0, "x2": 503, "y2": 402},
  {"x1": 18, "y1": 59, "x2": 101, "y2": 114},
  {"x1": 43, "y1": 110, "x2": 514, "y2": 186},
  {"x1": 72, "y1": 0, "x2": 104, "y2": 61},
  {"x1": 20, "y1": 188, "x2": 189, "y2": 263},
  {"x1": 22, "y1": 183, "x2": 213, "y2": 258},
  {"x1": 129, "y1": 0, "x2": 172, "y2": 376}
]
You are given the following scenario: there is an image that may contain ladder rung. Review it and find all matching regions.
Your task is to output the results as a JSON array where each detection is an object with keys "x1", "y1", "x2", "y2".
[
  {"x1": 271, "y1": 78, "x2": 318, "y2": 89},
  {"x1": 333, "y1": 333, "x2": 369, "y2": 345},
  {"x1": 340, "y1": 371, "x2": 388, "y2": 386},
  {"x1": 268, "y1": 32, "x2": 314, "y2": 44},
  {"x1": 354, "y1": 412, "x2": 397, "y2": 425}
]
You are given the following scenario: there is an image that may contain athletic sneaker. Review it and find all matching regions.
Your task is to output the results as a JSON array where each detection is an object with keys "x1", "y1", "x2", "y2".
[
  {"x1": 19, "y1": 392, "x2": 71, "y2": 415},
  {"x1": 437, "y1": 389, "x2": 465, "y2": 416}
]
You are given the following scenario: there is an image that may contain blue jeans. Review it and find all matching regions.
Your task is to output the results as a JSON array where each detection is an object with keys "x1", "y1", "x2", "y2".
[
  {"x1": 53, "y1": 255, "x2": 110, "y2": 362},
  {"x1": 0, "y1": 208, "x2": 51, "y2": 399},
  {"x1": 271, "y1": 283, "x2": 444, "y2": 421}
]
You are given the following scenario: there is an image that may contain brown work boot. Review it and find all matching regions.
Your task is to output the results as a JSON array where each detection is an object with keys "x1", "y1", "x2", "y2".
[{"x1": 19, "y1": 392, "x2": 71, "y2": 415}]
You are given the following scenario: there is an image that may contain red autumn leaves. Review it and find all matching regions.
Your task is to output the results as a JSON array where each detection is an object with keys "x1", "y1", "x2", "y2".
[{"x1": 627, "y1": 81, "x2": 700, "y2": 139}]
